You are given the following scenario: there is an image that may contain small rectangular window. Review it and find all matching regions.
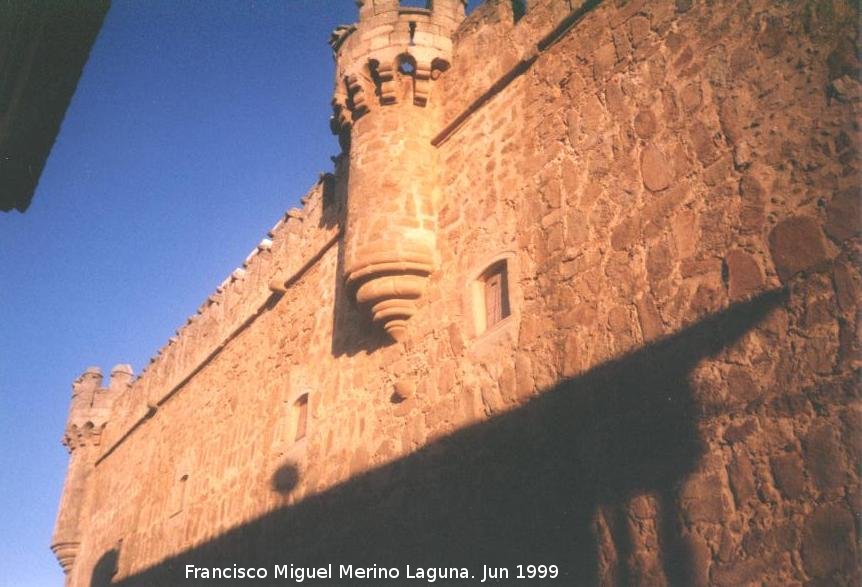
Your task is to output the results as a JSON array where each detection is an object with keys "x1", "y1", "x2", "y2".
[
  {"x1": 483, "y1": 262, "x2": 511, "y2": 329},
  {"x1": 294, "y1": 394, "x2": 308, "y2": 441}
]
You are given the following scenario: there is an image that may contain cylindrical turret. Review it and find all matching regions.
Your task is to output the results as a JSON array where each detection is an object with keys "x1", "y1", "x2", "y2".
[
  {"x1": 331, "y1": 0, "x2": 465, "y2": 341},
  {"x1": 51, "y1": 442, "x2": 92, "y2": 576},
  {"x1": 51, "y1": 364, "x2": 129, "y2": 580}
]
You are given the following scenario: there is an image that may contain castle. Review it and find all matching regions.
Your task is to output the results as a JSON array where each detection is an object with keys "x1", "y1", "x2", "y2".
[{"x1": 52, "y1": 1, "x2": 860, "y2": 585}]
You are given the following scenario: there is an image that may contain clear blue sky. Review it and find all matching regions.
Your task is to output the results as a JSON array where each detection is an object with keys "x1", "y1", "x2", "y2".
[{"x1": 0, "y1": 1, "x2": 379, "y2": 584}]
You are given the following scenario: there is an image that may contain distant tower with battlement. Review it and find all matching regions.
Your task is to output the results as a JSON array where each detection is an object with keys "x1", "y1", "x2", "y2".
[
  {"x1": 51, "y1": 365, "x2": 132, "y2": 581},
  {"x1": 330, "y1": 0, "x2": 465, "y2": 341}
]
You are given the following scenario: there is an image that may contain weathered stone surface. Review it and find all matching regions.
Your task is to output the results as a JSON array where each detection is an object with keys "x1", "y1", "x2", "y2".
[
  {"x1": 726, "y1": 365, "x2": 760, "y2": 403},
  {"x1": 611, "y1": 217, "x2": 641, "y2": 250},
  {"x1": 684, "y1": 531, "x2": 712, "y2": 587},
  {"x1": 646, "y1": 240, "x2": 674, "y2": 286},
  {"x1": 640, "y1": 144, "x2": 672, "y2": 191},
  {"x1": 724, "y1": 249, "x2": 764, "y2": 300},
  {"x1": 712, "y1": 557, "x2": 768, "y2": 587},
  {"x1": 825, "y1": 188, "x2": 861, "y2": 242},
  {"x1": 770, "y1": 452, "x2": 805, "y2": 500},
  {"x1": 635, "y1": 294, "x2": 664, "y2": 341},
  {"x1": 801, "y1": 504, "x2": 856, "y2": 579},
  {"x1": 739, "y1": 173, "x2": 764, "y2": 203},
  {"x1": 768, "y1": 216, "x2": 830, "y2": 282},
  {"x1": 803, "y1": 424, "x2": 847, "y2": 490},
  {"x1": 634, "y1": 108, "x2": 657, "y2": 138},
  {"x1": 724, "y1": 419, "x2": 757, "y2": 444},
  {"x1": 727, "y1": 451, "x2": 756, "y2": 505},
  {"x1": 832, "y1": 262, "x2": 859, "y2": 312},
  {"x1": 690, "y1": 120, "x2": 719, "y2": 166},
  {"x1": 741, "y1": 522, "x2": 797, "y2": 560},
  {"x1": 680, "y1": 471, "x2": 729, "y2": 523},
  {"x1": 827, "y1": 36, "x2": 860, "y2": 81}
]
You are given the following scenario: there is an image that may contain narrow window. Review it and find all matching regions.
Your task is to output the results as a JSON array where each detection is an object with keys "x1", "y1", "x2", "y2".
[
  {"x1": 483, "y1": 261, "x2": 511, "y2": 329},
  {"x1": 512, "y1": 0, "x2": 527, "y2": 22},
  {"x1": 294, "y1": 394, "x2": 309, "y2": 441},
  {"x1": 398, "y1": 54, "x2": 416, "y2": 74},
  {"x1": 399, "y1": 0, "x2": 431, "y2": 8}
]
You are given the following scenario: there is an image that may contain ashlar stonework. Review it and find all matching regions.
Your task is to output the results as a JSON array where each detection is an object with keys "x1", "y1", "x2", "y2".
[{"x1": 53, "y1": 1, "x2": 860, "y2": 585}]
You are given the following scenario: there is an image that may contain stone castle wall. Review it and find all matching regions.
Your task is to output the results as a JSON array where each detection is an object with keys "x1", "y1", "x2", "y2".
[{"x1": 55, "y1": 1, "x2": 860, "y2": 585}]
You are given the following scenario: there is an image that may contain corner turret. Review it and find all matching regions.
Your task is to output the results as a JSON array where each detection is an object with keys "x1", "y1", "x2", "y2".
[
  {"x1": 51, "y1": 364, "x2": 132, "y2": 580},
  {"x1": 331, "y1": 0, "x2": 465, "y2": 341}
]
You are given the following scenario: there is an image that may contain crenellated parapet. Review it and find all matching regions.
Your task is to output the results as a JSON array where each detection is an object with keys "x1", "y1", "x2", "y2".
[
  {"x1": 96, "y1": 176, "x2": 342, "y2": 462},
  {"x1": 60, "y1": 365, "x2": 132, "y2": 453},
  {"x1": 330, "y1": 0, "x2": 463, "y2": 140},
  {"x1": 332, "y1": 0, "x2": 465, "y2": 341}
]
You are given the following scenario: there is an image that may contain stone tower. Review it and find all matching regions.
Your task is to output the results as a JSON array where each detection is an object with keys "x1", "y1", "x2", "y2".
[
  {"x1": 51, "y1": 365, "x2": 132, "y2": 581},
  {"x1": 330, "y1": 0, "x2": 465, "y2": 341}
]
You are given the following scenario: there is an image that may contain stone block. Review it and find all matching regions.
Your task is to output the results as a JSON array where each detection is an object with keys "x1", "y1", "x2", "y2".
[
  {"x1": 803, "y1": 423, "x2": 846, "y2": 491},
  {"x1": 689, "y1": 120, "x2": 719, "y2": 166},
  {"x1": 832, "y1": 262, "x2": 859, "y2": 313},
  {"x1": 768, "y1": 216, "x2": 830, "y2": 282},
  {"x1": 712, "y1": 557, "x2": 768, "y2": 587},
  {"x1": 610, "y1": 217, "x2": 640, "y2": 250},
  {"x1": 770, "y1": 452, "x2": 806, "y2": 500},
  {"x1": 646, "y1": 240, "x2": 673, "y2": 286},
  {"x1": 727, "y1": 451, "x2": 756, "y2": 506},
  {"x1": 723, "y1": 419, "x2": 757, "y2": 445},
  {"x1": 680, "y1": 471, "x2": 730, "y2": 523},
  {"x1": 825, "y1": 188, "x2": 861, "y2": 243},
  {"x1": 635, "y1": 294, "x2": 664, "y2": 342},
  {"x1": 514, "y1": 352, "x2": 534, "y2": 399},
  {"x1": 683, "y1": 531, "x2": 712, "y2": 587},
  {"x1": 726, "y1": 365, "x2": 761, "y2": 403},
  {"x1": 634, "y1": 108, "x2": 657, "y2": 138},
  {"x1": 640, "y1": 144, "x2": 672, "y2": 191},
  {"x1": 724, "y1": 250, "x2": 764, "y2": 300},
  {"x1": 801, "y1": 503, "x2": 856, "y2": 579}
]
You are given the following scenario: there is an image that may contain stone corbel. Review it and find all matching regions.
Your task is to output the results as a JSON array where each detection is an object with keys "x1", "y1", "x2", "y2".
[
  {"x1": 330, "y1": 87, "x2": 351, "y2": 135},
  {"x1": 345, "y1": 73, "x2": 370, "y2": 119},
  {"x1": 63, "y1": 421, "x2": 106, "y2": 451},
  {"x1": 370, "y1": 59, "x2": 398, "y2": 105},
  {"x1": 413, "y1": 59, "x2": 433, "y2": 106},
  {"x1": 51, "y1": 541, "x2": 80, "y2": 575},
  {"x1": 346, "y1": 238, "x2": 436, "y2": 341}
]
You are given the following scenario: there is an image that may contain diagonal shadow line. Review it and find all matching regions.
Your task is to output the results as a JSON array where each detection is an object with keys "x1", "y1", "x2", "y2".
[{"x1": 96, "y1": 289, "x2": 786, "y2": 587}]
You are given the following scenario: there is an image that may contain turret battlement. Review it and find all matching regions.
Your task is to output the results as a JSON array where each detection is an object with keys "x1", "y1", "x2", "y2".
[
  {"x1": 62, "y1": 365, "x2": 132, "y2": 452},
  {"x1": 330, "y1": 0, "x2": 464, "y2": 138}
]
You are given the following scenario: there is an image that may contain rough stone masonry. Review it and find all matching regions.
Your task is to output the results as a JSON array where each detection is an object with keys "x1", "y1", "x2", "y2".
[{"x1": 52, "y1": 1, "x2": 860, "y2": 585}]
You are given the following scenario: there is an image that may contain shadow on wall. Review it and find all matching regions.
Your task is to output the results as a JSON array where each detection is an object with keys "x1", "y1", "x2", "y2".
[
  {"x1": 97, "y1": 290, "x2": 787, "y2": 587},
  {"x1": 91, "y1": 548, "x2": 119, "y2": 587}
]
